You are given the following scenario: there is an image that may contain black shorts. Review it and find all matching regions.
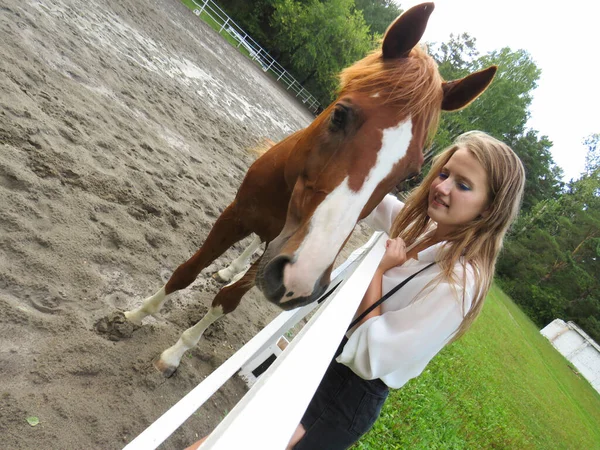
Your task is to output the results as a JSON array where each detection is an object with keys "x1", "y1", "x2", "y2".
[{"x1": 294, "y1": 345, "x2": 389, "y2": 450}]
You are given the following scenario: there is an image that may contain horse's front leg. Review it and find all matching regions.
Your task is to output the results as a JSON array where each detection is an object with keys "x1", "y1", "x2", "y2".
[
  {"x1": 154, "y1": 260, "x2": 259, "y2": 377},
  {"x1": 124, "y1": 201, "x2": 250, "y2": 325}
]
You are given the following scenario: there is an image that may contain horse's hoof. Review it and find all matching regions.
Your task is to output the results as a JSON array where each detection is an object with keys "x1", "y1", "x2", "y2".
[
  {"x1": 212, "y1": 270, "x2": 229, "y2": 283},
  {"x1": 123, "y1": 310, "x2": 144, "y2": 326},
  {"x1": 154, "y1": 358, "x2": 178, "y2": 378}
]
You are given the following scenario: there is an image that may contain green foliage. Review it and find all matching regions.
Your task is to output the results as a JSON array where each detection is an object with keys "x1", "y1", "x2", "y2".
[
  {"x1": 197, "y1": 0, "x2": 385, "y2": 104},
  {"x1": 431, "y1": 35, "x2": 542, "y2": 151},
  {"x1": 507, "y1": 130, "x2": 563, "y2": 212},
  {"x1": 353, "y1": 286, "x2": 600, "y2": 449},
  {"x1": 578, "y1": 315, "x2": 600, "y2": 342},
  {"x1": 213, "y1": 0, "x2": 277, "y2": 42},
  {"x1": 583, "y1": 133, "x2": 600, "y2": 176},
  {"x1": 433, "y1": 33, "x2": 479, "y2": 80},
  {"x1": 498, "y1": 137, "x2": 600, "y2": 341},
  {"x1": 271, "y1": 0, "x2": 376, "y2": 103},
  {"x1": 353, "y1": 0, "x2": 402, "y2": 36},
  {"x1": 475, "y1": 48, "x2": 540, "y2": 137}
]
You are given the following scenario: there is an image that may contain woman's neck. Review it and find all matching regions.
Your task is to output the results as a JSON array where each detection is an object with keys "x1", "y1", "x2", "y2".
[
  {"x1": 406, "y1": 232, "x2": 444, "y2": 261},
  {"x1": 431, "y1": 223, "x2": 453, "y2": 241}
]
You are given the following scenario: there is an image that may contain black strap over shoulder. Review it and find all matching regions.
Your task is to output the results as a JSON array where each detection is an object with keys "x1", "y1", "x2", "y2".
[
  {"x1": 334, "y1": 262, "x2": 435, "y2": 360},
  {"x1": 347, "y1": 262, "x2": 436, "y2": 332}
]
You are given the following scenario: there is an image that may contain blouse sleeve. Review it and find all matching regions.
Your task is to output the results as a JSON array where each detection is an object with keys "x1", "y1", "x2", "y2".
[
  {"x1": 336, "y1": 265, "x2": 475, "y2": 387},
  {"x1": 362, "y1": 194, "x2": 404, "y2": 235}
]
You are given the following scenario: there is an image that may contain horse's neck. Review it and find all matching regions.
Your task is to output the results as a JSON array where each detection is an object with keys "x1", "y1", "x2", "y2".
[{"x1": 279, "y1": 129, "x2": 309, "y2": 190}]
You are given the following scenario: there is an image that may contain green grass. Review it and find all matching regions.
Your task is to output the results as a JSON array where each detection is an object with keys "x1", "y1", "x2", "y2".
[{"x1": 355, "y1": 285, "x2": 600, "y2": 449}]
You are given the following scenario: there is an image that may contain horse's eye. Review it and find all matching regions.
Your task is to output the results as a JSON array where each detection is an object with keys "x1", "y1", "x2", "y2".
[{"x1": 329, "y1": 104, "x2": 349, "y2": 131}]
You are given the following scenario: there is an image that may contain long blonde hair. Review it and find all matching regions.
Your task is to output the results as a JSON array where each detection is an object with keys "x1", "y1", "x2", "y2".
[{"x1": 390, "y1": 131, "x2": 526, "y2": 340}]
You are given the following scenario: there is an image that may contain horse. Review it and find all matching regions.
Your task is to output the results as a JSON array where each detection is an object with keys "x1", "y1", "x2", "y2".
[{"x1": 122, "y1": 3, "x2": 497, "y2": 377}]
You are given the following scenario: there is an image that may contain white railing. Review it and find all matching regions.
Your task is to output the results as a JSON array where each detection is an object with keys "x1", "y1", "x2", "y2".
[
  {"x1": 123, "y1": 232, "x2": 384, "y2": 449},
  {"x1": 190, "y1": 0, "x2": 321, "y2": 114}
]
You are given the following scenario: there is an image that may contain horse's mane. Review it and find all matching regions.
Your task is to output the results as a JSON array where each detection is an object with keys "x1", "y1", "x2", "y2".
[
  {"x1": 338, "y1": 45, "x2": 443, "y2": 144},
  {"x1": 247, "y1": 137, "x2": 276, "y2": 159}
]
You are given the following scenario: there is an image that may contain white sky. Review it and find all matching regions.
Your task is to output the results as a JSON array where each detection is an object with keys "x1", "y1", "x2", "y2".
[{"x1": 398, "y1": 0, "x2": 600, "y2": 181}]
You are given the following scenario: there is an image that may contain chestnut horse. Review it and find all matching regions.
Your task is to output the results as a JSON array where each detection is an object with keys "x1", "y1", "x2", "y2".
[{"x1": 123, "y1": 3, "x2": 497, "y2": 376}]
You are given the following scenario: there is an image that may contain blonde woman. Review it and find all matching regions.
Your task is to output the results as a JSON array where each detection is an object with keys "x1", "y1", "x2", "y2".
[{"x1": 287, "y1": 131, "x2": 526, "y2": 450}]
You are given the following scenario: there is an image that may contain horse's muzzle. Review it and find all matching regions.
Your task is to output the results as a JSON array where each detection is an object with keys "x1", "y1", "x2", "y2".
[{"x1": 259, "y1": 255, "x2": 329, "y2": 310}]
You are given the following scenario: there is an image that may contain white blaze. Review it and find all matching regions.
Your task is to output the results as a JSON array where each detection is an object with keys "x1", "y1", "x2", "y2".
[{"x1": 281, "y1": 118, "x2": 413, "y2": 301}]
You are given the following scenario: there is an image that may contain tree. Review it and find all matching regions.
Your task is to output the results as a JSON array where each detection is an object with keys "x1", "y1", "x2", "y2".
[
  {"x1": 215, "y1": 0, "x2": 277, "y2": 45},
  {"x1": 271, "y1": 0, "x2": 376, "y2": 103},
  {"x1": 498, "y1": 136, "x2": 600, "y2": 341},
  {"x1": 353, "y1": 0, "x2": 402, "y2": 36},
  {"x1": 433, "y1": 32, "x2": 479, "y2": 80},
  {"x1": 584, "y1": 133, "x2": 600, "y2": 175},
  {"x1": 508, "y1": 131, "x2": 563, "y2": 213},
  {"x1": 431, "y1": 38, "x2": 542, "y2": 151}
]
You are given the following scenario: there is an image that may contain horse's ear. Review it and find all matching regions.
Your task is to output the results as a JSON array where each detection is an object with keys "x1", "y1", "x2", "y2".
[
  {"x1": 441, "y1": 66, "x2": 498, "y2": 111},
  {"x1": 382, "y1": 3, "x2": 435, "y2": 60}
]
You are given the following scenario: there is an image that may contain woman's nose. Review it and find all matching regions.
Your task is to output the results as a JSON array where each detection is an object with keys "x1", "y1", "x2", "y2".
[{"x1": 436, "y1": 178, "x2": 452, "y2": 195}]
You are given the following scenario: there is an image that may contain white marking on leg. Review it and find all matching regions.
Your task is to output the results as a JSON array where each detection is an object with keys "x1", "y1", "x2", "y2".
[
  {"x1": 124, "y1": 286, "x2": 167, "y2": 325},
  {"x1": 281, "y1": 118, "x2": 413, "y2": 302},
  {"x1": 224, "y1": 266, "x2": 250, "y2": 287},
  {"x1": 158, "y1": 306, "x2": 225, "y2": 370},
  {"x1": 217, "y1": 235, "x2": 261, "y2": 282}
]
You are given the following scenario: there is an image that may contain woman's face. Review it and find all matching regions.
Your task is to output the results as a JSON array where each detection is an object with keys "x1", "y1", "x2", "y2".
[{"x1": 428, "y1": 147, "x2": 490, "y2": 237}]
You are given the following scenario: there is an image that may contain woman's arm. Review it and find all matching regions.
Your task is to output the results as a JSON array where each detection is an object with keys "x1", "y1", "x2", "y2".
[
  {"x1": 337, "y1": 263, "x2": 475, "y2": 385},
  {"x1": 351, "y1": 237, "x2": 408, "y2": 329}
]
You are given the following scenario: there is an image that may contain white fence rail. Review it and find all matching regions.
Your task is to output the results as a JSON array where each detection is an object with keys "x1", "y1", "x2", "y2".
[
  {"x1": 190, "y1": 0, "x2": 321, "y2": 114},
  {"x1": 123, "y1": 232, "x2": 384, "y2": 449}
]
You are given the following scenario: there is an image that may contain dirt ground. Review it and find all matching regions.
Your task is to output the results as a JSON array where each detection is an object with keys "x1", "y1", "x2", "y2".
[{"x1": 0, "y1": 0, "x2": 371, "y2": 448}]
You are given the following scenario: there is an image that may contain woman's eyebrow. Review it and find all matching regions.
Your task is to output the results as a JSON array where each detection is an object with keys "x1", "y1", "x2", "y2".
[
  {"x1": 456, "y1": 173, "x2": 475, "y2": 186},
  {"x1": 443, "y1": 165, "x2": 474, "y2": 185}
]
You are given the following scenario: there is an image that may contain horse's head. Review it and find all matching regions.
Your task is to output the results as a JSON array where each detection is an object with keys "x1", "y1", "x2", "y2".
[{"x1": 256, "y1": 3, "x2": 497, "y2": 309}]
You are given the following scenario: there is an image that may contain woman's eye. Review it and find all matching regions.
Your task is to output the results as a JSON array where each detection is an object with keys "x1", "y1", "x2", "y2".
[
  {"x1": 438, "y1": 172, "x2": 448, "y2": 180},
  {"x1": 458, "y1": 183, "x2": 471, "y2": 191}
]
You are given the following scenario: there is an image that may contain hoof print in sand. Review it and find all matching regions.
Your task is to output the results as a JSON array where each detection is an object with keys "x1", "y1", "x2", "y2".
[
  {"x1": 30, "y1": 296, "x2": 63, "y2": 314},
  {"x1": 94, "y1": 311, "x2": 140, "y2": 341}
]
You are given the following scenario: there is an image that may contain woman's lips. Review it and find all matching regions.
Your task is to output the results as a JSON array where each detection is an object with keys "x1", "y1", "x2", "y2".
[{"x1": 432, "y1": 196, "x2": 448, "y2": 207}]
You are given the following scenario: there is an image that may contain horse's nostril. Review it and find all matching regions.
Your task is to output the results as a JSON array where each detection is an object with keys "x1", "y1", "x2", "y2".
[{"x1": 263, "y1": 255, "x2": 291, "y2": 300}]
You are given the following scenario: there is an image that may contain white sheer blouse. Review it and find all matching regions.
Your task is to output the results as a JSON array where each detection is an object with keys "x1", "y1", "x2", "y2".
[{"x1": 336, "y1": 194, "x2": 475, "y2": 389}]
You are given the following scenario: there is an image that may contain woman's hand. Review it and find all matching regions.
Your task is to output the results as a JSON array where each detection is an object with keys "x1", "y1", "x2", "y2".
[
  {"x1": 352, "y1": 237, "x2": 408, "y2": 329},
  {"x1": 378, "y1": 237, "x2": 408, "y2": 273}
]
